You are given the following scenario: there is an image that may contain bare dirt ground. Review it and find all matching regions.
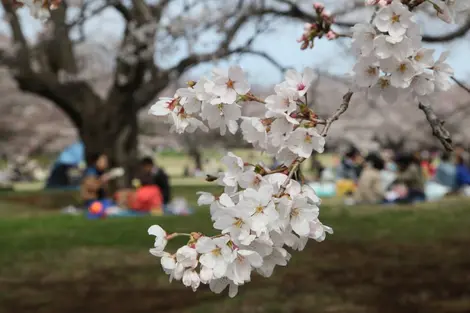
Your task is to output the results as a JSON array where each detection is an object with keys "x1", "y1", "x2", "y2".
[{"x1": 1, "y1": 239, "x2": 469, "y2": 313}]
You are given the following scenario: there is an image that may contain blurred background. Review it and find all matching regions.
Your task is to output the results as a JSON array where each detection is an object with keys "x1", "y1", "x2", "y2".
[{"x1": 0, "y1": 1, "x2": 470, "y2": 312}]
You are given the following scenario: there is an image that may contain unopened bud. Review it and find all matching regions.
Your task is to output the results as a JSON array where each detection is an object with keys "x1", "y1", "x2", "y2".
[
  {"x1": 313, "y1": 2, "x2": 324, "y2": 12},
  {"x1": 301, "y1": 41, "x2": 309, "y2": 50},
  {"x1": 320, "y1": 11, "x2": 331, "y2": 20},
  {"x1": 326, "y1": 30, "x2": 337, "y2": 40}
]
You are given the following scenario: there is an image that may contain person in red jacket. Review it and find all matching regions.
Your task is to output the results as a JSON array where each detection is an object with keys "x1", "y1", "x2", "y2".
[{"x1": 130, "y1": 173, "x2": 164, "y2": 214}]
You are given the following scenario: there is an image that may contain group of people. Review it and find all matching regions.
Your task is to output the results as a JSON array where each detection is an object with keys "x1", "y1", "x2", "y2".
[
  {"x1": 80, "y1": 154, "x2": 171, "y2": 215},
  {"x1": 336, "y1": 145, "x2": 470, "y2": 205}
]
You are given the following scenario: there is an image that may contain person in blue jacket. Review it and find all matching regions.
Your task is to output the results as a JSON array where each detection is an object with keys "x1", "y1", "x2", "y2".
[
  {"x1": 456, "y1": 155, "x2": 470, "y2": 190},
  {"x1": 80, "y1": 153, "x2": 110, "y2": 209}
]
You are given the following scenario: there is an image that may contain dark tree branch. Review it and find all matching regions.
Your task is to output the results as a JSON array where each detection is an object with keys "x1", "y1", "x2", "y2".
[
  {"x1": 451, "y1": 76, "x2": 470, "y2": 94},
  {"x1": 418, "y1": 102, "x2": 453, "y2": 151},
  {"x1": 422, "y1": 17, "x2": 470, "y2": 42},
  {"x1": 320, "y1": 91, "x2": 354, "y2": 136},
  {"x1": 14, "y1": 72, "x2": 85, "y2": 128},
  {"x1": 47, "y1": 2, "x2": 78, "y2": 74},
  {"x1": 1, "y1": 1, "x2": 31, "y2": 70},
  {"x1": 112, "y1": 0, "x2": 132, "y2": 21}
]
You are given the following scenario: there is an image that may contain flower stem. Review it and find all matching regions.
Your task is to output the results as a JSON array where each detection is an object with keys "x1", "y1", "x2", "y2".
[{"x1": 166, "y1": 233, "x2": 191, "y2": 240}]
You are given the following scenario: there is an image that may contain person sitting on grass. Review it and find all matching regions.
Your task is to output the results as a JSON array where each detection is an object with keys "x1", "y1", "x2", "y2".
[
  {"x1": 80, "y1": 153, "x2": 110, "y2": 209},
  {"x1": 354, "y1": 153, "x2": 385, "y2": 205},
  {"x1": 130, "y1": 173, "x2": 164, "y2": 215},
  {"x1": 434, "y1": 152, "x2": 457, "y2": 192},
  {"x1": 455, "y1": 155, "x2": 470, "y2": 195},
  {"x1": 139, "y1": 157, "x2": 171, "y2": 206},
  {"x1": 392, "y1": 153, "x2": 426, "y2": 204}
]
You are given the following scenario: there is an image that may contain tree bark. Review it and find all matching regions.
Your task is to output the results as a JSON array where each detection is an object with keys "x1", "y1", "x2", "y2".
[
  {"x1": 189, "y1": 147, "x2": 203, "y2": 171},
  {"x1": 79, "y1": 105, "x2": 139, "y2": 190}
]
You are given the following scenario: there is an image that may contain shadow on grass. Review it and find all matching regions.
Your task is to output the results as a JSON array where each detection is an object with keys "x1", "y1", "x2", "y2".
[{"x1": 1, "y1": 240, "x2": 470, "y2": 313}]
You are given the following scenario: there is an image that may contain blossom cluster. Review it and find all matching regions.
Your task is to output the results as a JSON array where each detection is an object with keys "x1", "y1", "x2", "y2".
[
  {"x1": 148, "y1": 151, "x2": 332, "y2": 297},
  {"x1": 148, "y1": 65, "x2": 333, "y2": 296},
  {"x1": 297, "y1": 3, "x2": 337, "y2": 49},
  {"x1": 352, "y1": 0, "x2": 454, "y2": 106},
  {"x1": 149, "y1": 66, "x2": 326, "y2": 165}
]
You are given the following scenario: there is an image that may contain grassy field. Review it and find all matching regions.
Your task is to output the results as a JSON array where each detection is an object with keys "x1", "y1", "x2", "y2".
[{"x1": 1, "y1": 185, "x2": 470, "y2": 313}]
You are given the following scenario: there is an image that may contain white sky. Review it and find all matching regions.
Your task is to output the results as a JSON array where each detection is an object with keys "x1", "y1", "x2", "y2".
[{"x1": 1, "y1": 5, "x2": 469, "y2": 86}]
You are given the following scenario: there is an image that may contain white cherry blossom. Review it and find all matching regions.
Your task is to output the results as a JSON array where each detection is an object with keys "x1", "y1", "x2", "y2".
[
  {"x1": 226, "y1": 249, "x2": 263, "y2": 285},
  {"x1": 374, "y1": 35, "x2": 413, "y2": 60},
  {"x1": 368, "y1": 76, "x2": 399, "y2": 105},
  {"x1": 374, "y1": 0, "x2": 414, "y2": 38},
  {"x1": 353, "y1": 56, "x2": 380, "y2": 87},
  {"x1": 240, "y1": 117, "x2": 268, "y2": 149},
  {"x1": 351, "y1": 23, "x2": 377, "y2": 56},
  {"x1": 380, "y1": 57, "x2": 417, "y2": 88},
  {"x1": 148, "y1": 225, "x2": 168, "y2": 253},
  {"x1": 200, "y1": 102, "x2": 241, "y2": 136},
  {"x1": 411, "y1": 72, "x2": 435, "y2": 97},
  {"x1": 265, "y1": 84, "x2": 298, "y2": 114},
  {"x1": 196, "y1": 236, "x2": 233, "y2": 279},
  {"x1": 213, "y1": 207, "x2": 255, "y2": 245},
  {"x1": 289, "y1": 196, "x2": 320, "y2": 237},
  {"x1": 432, "y1": 51, "x2": 454, "y2": 91},
  {"x1": 288, "y1": 127, "x2": 325, "y2": 158},
  {"x1": 284, "y1": 68, "x2": 316, "y2": 97},
  {"x1": 412, "y1": 48, "x2": 435, "y2": 70},
  {"x1": 211, "y1": 66, "x2": 250, "y2": 104}
]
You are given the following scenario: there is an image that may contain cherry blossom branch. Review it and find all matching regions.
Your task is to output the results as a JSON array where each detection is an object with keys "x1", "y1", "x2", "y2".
[
  {"x1": 451, "y1": 76, "x2": 470, "y2": 94},
  {"x1": 320, "y1": 90, "x2": 354, "y2": 137},
  {"x1": 276, "y1": 157, "x2": 305, "y2": 197},
  {"x1": 418, "y1": 102, "x2": 453, "y2": 151}
]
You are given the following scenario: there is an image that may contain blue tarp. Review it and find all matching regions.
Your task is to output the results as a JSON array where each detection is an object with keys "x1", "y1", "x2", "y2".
[
  {"x1": 56, "y1": 142, "x2": 84, "y2": 165},
  {"x1": 45, "y1": 142, "x2": 84, "y2": 189}
]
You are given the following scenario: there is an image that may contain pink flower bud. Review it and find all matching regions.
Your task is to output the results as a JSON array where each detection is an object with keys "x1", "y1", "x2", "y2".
[
  {"x1": 313, "y1": 2, "x2": 324, "y2": 11},
  {"x1": 320, "y1": 11, "x2": 330, "y2": 19},
  {"x1": 326, "y1": 30, "x2": 337, "y2": 40},
  {"x1": 303, "y1": 23, "x2": 313, "y2": 31}
]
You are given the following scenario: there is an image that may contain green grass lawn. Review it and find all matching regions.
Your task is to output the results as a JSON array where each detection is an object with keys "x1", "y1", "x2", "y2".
[{"x1": 1, "y1": 186, "x2": 470, "y2": 313}]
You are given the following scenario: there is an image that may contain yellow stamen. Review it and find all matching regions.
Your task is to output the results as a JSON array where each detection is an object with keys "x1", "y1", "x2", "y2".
[
  {"x1": 233, "y1": 218, "x2": 244, "y2": 228},
  {"x1": 391, "y1": 14, "x2": 400, "y2": 23},
  {"x1": 398, "y1": 63, "x2": 407, "y2": 73},
  {"x1": 304, "y1": 134, "x2": 313, "y2": 143},
  {"x1": 367, "y1": 67, "x2": 377, "y2": 76}
]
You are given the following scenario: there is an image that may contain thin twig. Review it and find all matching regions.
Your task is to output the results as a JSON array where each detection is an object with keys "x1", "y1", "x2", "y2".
[
  {"x1": 245, "y1": 93, "x2": 266, "y2": 104},
  {"x1": 451, "y1": 76, "x2": 470, "y2": 94},
  {"x1": 312, "y1": 118, "x2": 327, "y2": 125},
  {"x1": 276, "y1": 157, "x2": 305, "y2": 197},
  {"x1": 320, "y1": 90, "x2": 354, "y2": 137},
  {"x1": 418, "y1": 102, "x2": 453, "y2": 151}
]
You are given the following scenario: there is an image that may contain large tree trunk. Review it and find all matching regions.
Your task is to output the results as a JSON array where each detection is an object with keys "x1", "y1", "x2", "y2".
[
  {"x1": 79, "y1": 107, "x2": 139, "y2": 190},
  {"x1": 189, "y1": 146, "x2": 203, "y2": 171}
]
